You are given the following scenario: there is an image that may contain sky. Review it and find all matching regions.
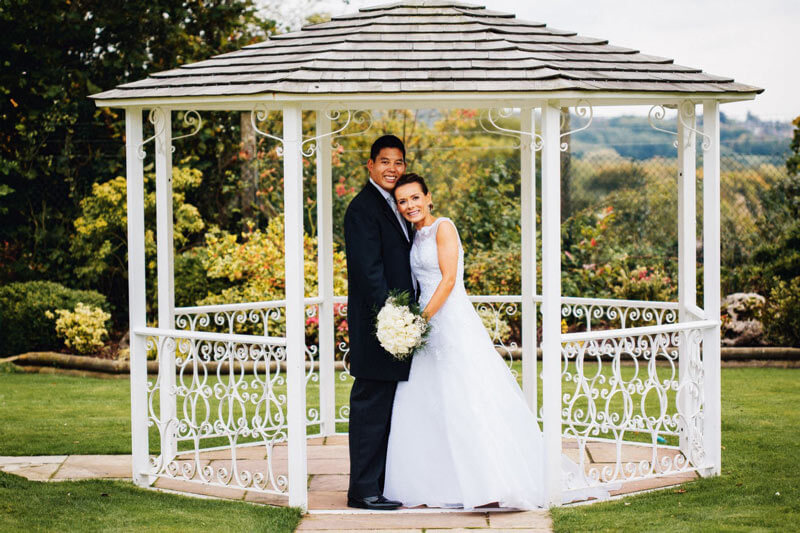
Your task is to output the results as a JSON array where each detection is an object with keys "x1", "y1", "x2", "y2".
[{"x1": 277, "y1": 0, "x2": 799, "y2": 122}]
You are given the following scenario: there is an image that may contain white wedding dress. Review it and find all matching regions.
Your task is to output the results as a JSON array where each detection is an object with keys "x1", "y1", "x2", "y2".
[{"x1": 383, "y1": 217, "x2": 612, "y2": 509}]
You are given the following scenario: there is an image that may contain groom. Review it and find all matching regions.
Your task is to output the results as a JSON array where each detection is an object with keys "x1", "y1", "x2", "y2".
[{"x1": 344, "y1": 134, "x2": 415, "y2": 510}]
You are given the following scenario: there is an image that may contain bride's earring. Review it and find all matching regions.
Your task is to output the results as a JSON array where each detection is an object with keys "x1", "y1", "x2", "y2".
[{"x1": 429, "y1": 203, "x2": 434, "y2": 213}]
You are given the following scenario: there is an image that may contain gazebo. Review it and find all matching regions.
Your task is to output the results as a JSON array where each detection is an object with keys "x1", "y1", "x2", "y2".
[{"x1": 91, "y1": 1, "x2": 761, "y2": 511}]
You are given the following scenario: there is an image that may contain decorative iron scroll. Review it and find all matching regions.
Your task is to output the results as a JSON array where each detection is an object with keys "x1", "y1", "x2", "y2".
[
  {"x1": 560, "y1": 100, "x2": 593, "y2": 152},
  {"x1": 142, "y1": 332, "x2": 289, "y2": 495},
  {"x1": 137, "y1": 108, "x2": 167, "y2": 160},
  {"x1": 648, "y1": 105, "x2": 678, "y2": 147},
  {"x1": 479, "y1": 108, "x2": 543, "y2": 151},
  {"x1": 678, "y1": 100, "x2": 712, "y2": 151},
  {"x1": 251, "y1": 104, "x2": 284, "y2": 156}
]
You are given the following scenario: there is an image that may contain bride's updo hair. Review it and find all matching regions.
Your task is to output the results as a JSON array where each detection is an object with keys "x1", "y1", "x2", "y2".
[
  {"x1": 392, "y1": 172, "x2": 428, "y2": 197},
  {"x1": 392, "y1": 173, "x2": 433, "y2": 212}
]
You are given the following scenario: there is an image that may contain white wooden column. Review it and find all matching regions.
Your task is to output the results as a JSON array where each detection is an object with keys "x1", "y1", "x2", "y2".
[
  {"x1": 284, "y1": 105, "x2": 309, "y2": 510},
  {"x1": 154, "y1": 107, "x2": 177, "y2": 461},
  {"x1": 677, "y1": 101, "x2": 697, "y2": 455},
  {"x1": 316, "y1": 111, "x2": 336, "y2": 436},
  {"x1": 520, "y1": 107, "x2": 538, "y2": 412},
  {"x1": 125, "y1": 108, "x2": 150, "y2": 486},
  {"x1": 702, "y1": 100, "x2": 722, "y2": 476},
  {"x1": 540, "y1": 102, "x2": 562, "y2": 506}
]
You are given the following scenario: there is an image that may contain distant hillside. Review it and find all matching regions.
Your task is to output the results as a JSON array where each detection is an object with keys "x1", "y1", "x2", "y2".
[{"x1": 571, "y1": 112, "x2": 793, "y2": 160}]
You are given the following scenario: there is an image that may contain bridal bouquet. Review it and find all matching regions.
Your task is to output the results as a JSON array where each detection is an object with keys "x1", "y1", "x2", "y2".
[{"x1": 375, "y1": 290, "x2": 429, "y2": 360}]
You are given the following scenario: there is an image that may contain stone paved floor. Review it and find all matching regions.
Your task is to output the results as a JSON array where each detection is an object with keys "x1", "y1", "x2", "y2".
[{"x1": 0, "y1": 437, "x2": 699, "y2": 532}]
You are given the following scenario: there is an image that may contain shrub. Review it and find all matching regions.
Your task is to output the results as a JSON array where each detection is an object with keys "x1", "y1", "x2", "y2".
[
  {"x1": 764, "y1": 276, "x2": 800, "y2": 347},
  {"x1": 0, "y1": 281, "x2": 109, "y2": 356},
  {"x1": 612, "y1": 265, "x2": 676, "y2": 302},
  {"x1": 477, "y1": 306, "x2": 512, "y2": 342},
  {"x1": 46, "y1": 303, "x2": 111, "y2": 355}
]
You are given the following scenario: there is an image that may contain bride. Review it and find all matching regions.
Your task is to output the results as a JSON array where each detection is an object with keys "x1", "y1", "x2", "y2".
[{"x1": 383, "y1": 173, "x2": 612, "y2": 509}]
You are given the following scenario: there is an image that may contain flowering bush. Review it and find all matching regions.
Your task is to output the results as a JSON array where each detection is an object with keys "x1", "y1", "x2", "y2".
[
  {"x1": 45, "y1": 303, "x2": 111, "y2": 355},
  {"x1": 304, "y1": 302, "x2": 349, "y2": 359},
  {"x1": 764, "y1": 277, "x2": 800, "y2": 346},
  {"x1": 0, "y1": 281, "x2": 109, "y2": 356},
  {"x1": 199, "y1": 214, "x2": 348, "y2": 336},
  {"x1": 477, "y1": 306, "x2": 512, "y2": 342},
  {"x1": 612, "y1": 265, "x2": 675, "y2": 302}
]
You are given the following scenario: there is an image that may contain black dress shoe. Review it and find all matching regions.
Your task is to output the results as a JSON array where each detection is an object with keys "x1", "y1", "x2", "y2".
[{"x1": 347, "y1": 494, "x2": 402, "y2": 510}]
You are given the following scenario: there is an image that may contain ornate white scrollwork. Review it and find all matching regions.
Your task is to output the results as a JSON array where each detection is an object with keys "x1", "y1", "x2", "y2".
[
  {"x1": 479, "y1": 108, "x2": 543, "y2": 151},
  {"x1": 170, "y1": 110, "x2": 203, "y2": 152},
  {"x1": 678, "y1": 100, "x2": 712, "y2": 151},
  {"x1": 559, "y1": 100, "x2": 593, "y2": 152},
  {"x1": 648, "y1": 105, "x2": 678, "y2": 148},
  {"x1": 331, "y1": 109, "x2": 374, "y2": 149},
  {"x1": 137, "y1": 108, "x2": 168, "y2": 160},
  {"x1": 140, "y1": 330, "x2": 290, "y2": 495},
  {"x1": 251, "y1": 104, "x2": 284, "y2": 156},
  {"x1": 561, "y1": 323, "x2": 709, "y2": 485},
  {"x1": 302, "y1": 108, "x2": 359, "y2": 157}
]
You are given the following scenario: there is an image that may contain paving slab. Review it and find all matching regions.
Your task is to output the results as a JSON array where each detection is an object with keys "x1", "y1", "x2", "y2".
[
  {"x1": 0, "y1": 461, "x2": 63, "y2": 481},
  {"x1": 297, "y1": 512, "x2": 487, "y2": 530},
  {"x1": 0, "y1": 455, "x2": 67, "y2": 465},
  {"x1": 53, "y1": 455, "x2": 131, "y2": 480},
  {"x1": 154, "y1": 477, "x2": 246, "y2": 500},
  {"x1": 610, "y1": 471, "x2": 698, "y2": 496},
  {"x1": 429, "y1": 529, "x2": 550, "y2": 533},
  {"x1": 244, "y1": 489, "x2": 291, "y2": 506},
  {"x1": 324, "y1": 435, "x2": 349, "y2": 445},
  {"x1": 309, "y1": 474, "x2": 349, "y2": 491},
  {"x1": 307, "y1": 457, "x2": 350, "y2": 475},
  {"x1": 487, "y1": 510, "x2": 552, "y2": 529},
  {"x1": 561, "y1": 448, "x2": 590, "y2": 464},
  {"x1": 303, "y1": 530, "x2": 422, "y2": 533},
  {"x1": 187, "y1": 446, "x2": 268, "y2": 460},
  {"x1": 308, "y1": 490, "x2": 349, "y2": 510},
  {"x1": 585, "y1": 442, "x2": 682, "y2": 464}
]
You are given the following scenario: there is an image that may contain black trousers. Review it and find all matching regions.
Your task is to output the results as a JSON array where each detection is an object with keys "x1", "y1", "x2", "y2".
[{"x1": 347, "y1": 377, "x2": 398, "y2": 499}]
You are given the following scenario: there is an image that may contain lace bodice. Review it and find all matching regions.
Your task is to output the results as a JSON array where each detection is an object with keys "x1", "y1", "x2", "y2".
[{"x1": 410, "y1": 217, "x2": 465, "y2": 307}]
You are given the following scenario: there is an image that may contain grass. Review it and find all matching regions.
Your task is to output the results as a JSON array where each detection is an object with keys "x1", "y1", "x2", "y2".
[
  {"x1": 1, "y1": 366, "x2": 798, "y2": 531},
  {"x1": 0, "y1": 471, "x2": 301, "y2": 532},
  {"x1": 551, "y1": 367, "x2": 800, "y2": 532}
]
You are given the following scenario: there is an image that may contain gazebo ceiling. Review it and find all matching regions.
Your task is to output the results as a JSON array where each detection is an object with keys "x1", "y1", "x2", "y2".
[{"x1": 91, "y1": 0, "x2": 762, "y2": 104}]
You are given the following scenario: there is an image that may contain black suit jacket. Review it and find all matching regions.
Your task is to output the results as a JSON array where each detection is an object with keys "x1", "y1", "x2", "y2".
[{"x1": 344, "y1": 182, "x2": 415, "y2": 381}]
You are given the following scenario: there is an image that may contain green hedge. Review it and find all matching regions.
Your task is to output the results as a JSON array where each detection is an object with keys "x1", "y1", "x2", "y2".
[{"x1": 0, "y1": 281, "x2": 110, "y2": 356}]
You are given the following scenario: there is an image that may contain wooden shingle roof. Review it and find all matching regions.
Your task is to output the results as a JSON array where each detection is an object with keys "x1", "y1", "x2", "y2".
[{"x1": 91, "y1": 0, "x2": 762, "y2": 102}]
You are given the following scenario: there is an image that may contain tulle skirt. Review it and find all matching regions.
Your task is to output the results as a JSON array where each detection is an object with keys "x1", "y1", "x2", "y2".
[{"x1": 383, "y1": 288, "x2": 611, "y2": 509}]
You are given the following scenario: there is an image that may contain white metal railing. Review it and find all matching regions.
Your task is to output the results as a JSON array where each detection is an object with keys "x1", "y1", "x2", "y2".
[
  {"x1": 560, "y1": 319, "x2": 715, "y2": 486},
  {"x1": 130, "y1": 327, "x2": 290, "y2": 497},
  {"x1": 168, "y1": 295, "x2": 707, "y2": 491}
]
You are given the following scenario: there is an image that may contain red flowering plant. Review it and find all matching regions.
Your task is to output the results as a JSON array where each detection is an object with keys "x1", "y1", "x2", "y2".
[
  {"x1": 304, "y1": 301, "x2": 350, "y2": 360},
  {"x1": 562, "y1": 206, "x2": 621, "y2": 300}
]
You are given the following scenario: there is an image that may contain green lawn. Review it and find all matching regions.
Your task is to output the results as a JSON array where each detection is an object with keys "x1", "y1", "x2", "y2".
[
  {"x1": 552, "y1": 367, "x2": 800, "y2": 532},
  {"x1": 1, "y1": 365, "x2": 798, "y2": 531},
  {"x1": 0, "y1": 471, "x2": 301, "y2": 532}
]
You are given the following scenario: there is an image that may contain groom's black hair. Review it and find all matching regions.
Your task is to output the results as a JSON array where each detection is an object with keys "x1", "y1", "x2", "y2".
[{"x1": 369, "y1": 134, "x2": 405, "y2": 161}]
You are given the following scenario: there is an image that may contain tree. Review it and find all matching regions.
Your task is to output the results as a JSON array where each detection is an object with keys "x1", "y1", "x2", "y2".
[
  {"x1": 69, "y1": 164, "x2": 205, "y2": 322},
  {"x1": 0, "y1": 0, "x2": 274, "y2": 284}
]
